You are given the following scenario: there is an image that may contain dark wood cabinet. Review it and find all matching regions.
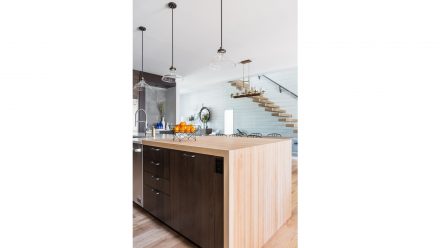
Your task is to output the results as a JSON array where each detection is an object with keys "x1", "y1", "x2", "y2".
[
  {"x1": 143, "y1": 146, "x2": 170, "y2": 179},
  {"x1": 144, "y1": 171, "x2": 170, "y2": 195},
  {"x1": 170, "y1": 151, "x2": 223, "y2": 247},
  {"x1": 142, "y1": 146, "x2": 172, "y2": 225},
  {"x1": 143, "y1": 184, "x2": 171, "y2": 225},
  {"x1": 142, "y1": 145, "x2": 223, "y2": 248}
]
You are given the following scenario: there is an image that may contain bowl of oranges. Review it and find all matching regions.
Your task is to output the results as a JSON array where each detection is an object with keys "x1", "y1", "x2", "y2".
[
  {"x1": 172, "y1": 122, "x2": 198, "y2": 141},
  {"x1": 173, "y1": 121, "x2": 196, "y2": 133}
]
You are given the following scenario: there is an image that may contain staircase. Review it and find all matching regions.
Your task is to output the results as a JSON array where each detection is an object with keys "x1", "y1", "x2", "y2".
[{"x1": 230, "y1": 80, "x2": 298, "y2": 132}]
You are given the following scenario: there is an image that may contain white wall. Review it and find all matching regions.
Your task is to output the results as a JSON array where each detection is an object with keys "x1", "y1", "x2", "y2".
[
  {"x1": 179, "y1": 69, "x2": 297, "y2": 137},
  {"x1": 179, "y1": 82, "x2": 227, "y2": 128}
]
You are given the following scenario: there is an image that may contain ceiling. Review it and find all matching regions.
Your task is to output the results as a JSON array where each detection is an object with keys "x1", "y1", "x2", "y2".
[{"x1": 133, "y1": 0, "x2": 297, "y2": 93}]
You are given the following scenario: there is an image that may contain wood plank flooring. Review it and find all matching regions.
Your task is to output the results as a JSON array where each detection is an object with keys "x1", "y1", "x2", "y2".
[
  {"x1": 133, "y1": 160, "x2": 298, "y2": 248},
  {"x1": 263, "y1": 160, "x2": 297, "y2": 248},
  {"x1": 133, "y1": 205, "x2": 197, "y2": 248}
]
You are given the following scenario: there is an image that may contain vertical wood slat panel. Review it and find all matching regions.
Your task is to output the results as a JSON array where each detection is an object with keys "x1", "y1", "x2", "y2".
[{"x1": 228, "y1": 139, "x2": 292, "y2": 247}]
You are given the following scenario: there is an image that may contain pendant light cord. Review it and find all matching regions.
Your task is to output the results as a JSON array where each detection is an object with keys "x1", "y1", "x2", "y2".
[
  {"x1": 220, "y1": 0, "x2": 223, "y2": 49},
  {"x1": 171, "y1": 8, "x2": 174, "y2": 68},
  {"x1": 141, "y1": 29, "x2": 144, "y2": 79}
]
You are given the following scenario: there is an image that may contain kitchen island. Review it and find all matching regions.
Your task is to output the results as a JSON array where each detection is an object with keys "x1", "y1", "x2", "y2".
[{"x1": 138, "y1": 135, "x2": 292, "y2": 248}]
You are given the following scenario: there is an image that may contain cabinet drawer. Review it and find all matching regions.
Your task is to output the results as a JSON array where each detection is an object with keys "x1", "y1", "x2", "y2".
[
  {"x1": 143, "y1": 146, "x2": 170, "y2": 179},
  {"x1": 144, "y1": 171, "x2": 170, "y2": 195},
  {"x1": 145, "y1": 146, "x2": 166, "y2": 163},
  {"x1": 144, "y1": 160, "x2": 170, "y2": 179},
  {"x1": 143, "y1": 185, "x2": 171, "y2": 225}
]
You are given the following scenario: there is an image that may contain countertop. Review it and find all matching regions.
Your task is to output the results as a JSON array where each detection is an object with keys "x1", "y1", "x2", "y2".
[
  {"x1": 132, "y1": 134, "x2": 174, "y2": 144},
  {"x1": 139, "y1": 135, "x2": 291, "y2": 157}
]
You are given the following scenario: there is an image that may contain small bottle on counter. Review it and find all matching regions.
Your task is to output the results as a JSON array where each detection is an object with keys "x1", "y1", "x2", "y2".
[
  {"x1": 152, "y1": 127, "x2": 156, "y2": 138},
  {"x1": 161, "y1": 117, "x2": 165, "y2": 130}
]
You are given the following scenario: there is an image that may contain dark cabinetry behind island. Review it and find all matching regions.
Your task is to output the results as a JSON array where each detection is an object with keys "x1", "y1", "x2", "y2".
[{"x1": 142, "y1": 145, "x2": 223, "y2": 248}]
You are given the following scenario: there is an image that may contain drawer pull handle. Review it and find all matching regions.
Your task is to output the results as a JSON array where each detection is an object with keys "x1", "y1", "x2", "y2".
[
  {"x1": 150, "y1": 161, "x2": 160, "y2": 166},
  {"x1": 133, "y1": 148, "x2": 142, "y2": 153},
  {"x1": 150, "y1": 148, "x2": 161, "y2": 151},
  {"x1": 183, "y1": 153, "x2": 196, "y2": 158},
  {"x1": 150, "y1": 175, "x2": 160, "y2": 181},
  {"x1": 151, "y1": 189, "x2": 159, "y2": 195}
]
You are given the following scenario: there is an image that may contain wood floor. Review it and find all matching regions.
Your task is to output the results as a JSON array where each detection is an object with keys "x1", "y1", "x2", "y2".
[{"x1": 133, "y1": 160, "x2": 298, "y2": 248}]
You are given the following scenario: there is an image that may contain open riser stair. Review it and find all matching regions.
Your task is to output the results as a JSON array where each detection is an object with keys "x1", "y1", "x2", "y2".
[{"x1": 230, "y1": 80, "x2": 298, "y2": 131}]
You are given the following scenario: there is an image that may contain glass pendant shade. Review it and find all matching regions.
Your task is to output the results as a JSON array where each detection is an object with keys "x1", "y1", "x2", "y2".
[
  {"x1": 209, "y1": 50, "x2": 235, "y2": 71},
  {"x1": 162, "y1": 67, "x2": 182, "y2": 83},
  {"x1": 134, "y1": 77, "x2": 150, "y2": 91}
]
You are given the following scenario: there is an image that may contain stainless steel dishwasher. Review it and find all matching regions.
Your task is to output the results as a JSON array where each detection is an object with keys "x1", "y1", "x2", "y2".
[{"x1": 133, "y1": 143, "x2": 143, "y2": 207}]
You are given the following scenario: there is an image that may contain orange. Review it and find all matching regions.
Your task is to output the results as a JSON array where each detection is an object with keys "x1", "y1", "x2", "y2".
[
  {"x1": 190, "y1": 126, "x2": 196, "y2": 133},
  {"x1": 185, "y1": 126, "x2": 191, "y2": 133},
  {"x1": 174, "y1": 126, "x2": 180, "y2": 133},
  {"x1": 179, "y1": 121, "x2": 186, "y2": 127}
]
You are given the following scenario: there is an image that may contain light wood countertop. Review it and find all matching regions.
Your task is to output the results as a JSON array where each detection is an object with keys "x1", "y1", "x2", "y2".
[{"x1": 142, "y1": 136, "x2": 290, "y2": 157}]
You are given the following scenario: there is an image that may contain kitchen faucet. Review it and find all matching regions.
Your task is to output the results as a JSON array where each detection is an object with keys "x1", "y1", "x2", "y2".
[{"x1": 134, "y1": 108, "x2": 148, "y2": 133}]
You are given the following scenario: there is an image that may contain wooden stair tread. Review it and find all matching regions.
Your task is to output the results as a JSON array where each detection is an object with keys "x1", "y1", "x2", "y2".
[
  {"x1": 272, "y1": 113, "x2": 292, "y2": 117},
  {"x1": 231, "y1": 80, "x2": 250, "y2": 90},
  {"x1": 252, "y1": 96, "x2": 268, "y2": 101},
  {"x1": 253, "y1": 99, "x2": 274, "y2": 104},
  {"x1": 231, "y1": 80, "x2": 249, "y2": 87},
  {"x1": 279, "y1": 118, "x2": 297, "y2": 122},
  {"x1": 259, "y1": 103, "x2": 279, "y2": 108},
  {"x1": 265, "y1": 107, "x2": 286, "y2": 113}
]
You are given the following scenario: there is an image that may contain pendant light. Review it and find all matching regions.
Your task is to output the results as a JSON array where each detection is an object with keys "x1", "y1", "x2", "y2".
[
  {"x1": 231, "y1": 59, "x2": 264, "y2": 98},
  {"x1": 162, "y1": 2, "x2": 182, "y2": 83},
  {"x1": 134, "y1": 26, "x2": 151, "y2": 91},
  {"x1": 209, "y1": 0, "x2": 234, "y2": 71}
]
